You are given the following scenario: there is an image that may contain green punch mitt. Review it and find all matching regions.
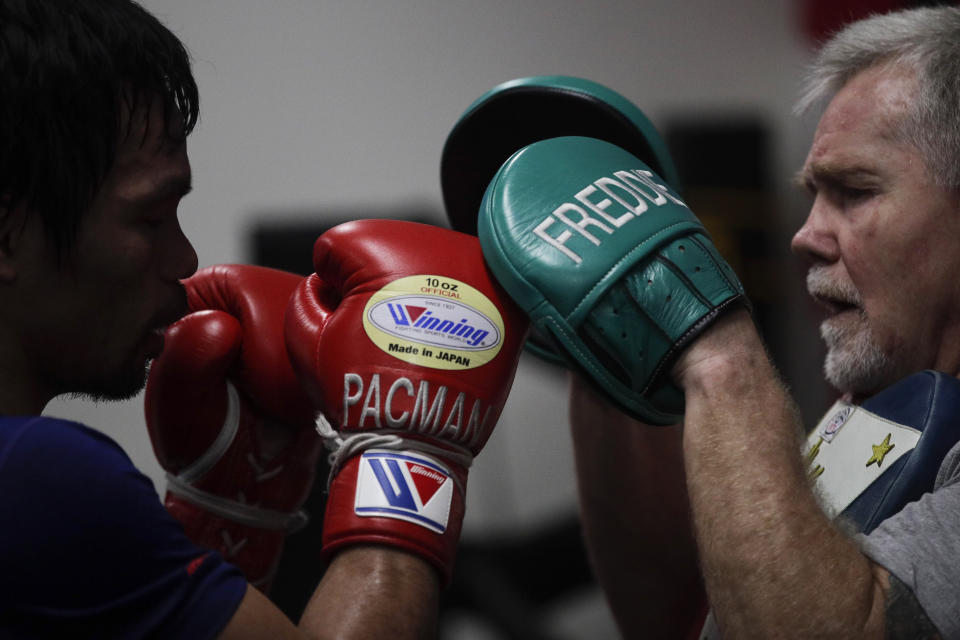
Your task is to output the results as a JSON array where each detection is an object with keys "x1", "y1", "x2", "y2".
[
  {"x1": 442, "y1": 75, "x2": 680, "y2": 236},
  {"x1": 441, "y1": 75, "x2": 680, "y2": 365},
  {"x1": 478, "y1": 136, "x2": 748, "y2": 424}
]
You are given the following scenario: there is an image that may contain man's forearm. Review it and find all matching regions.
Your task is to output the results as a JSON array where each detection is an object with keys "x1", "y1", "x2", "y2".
[
  {"x1": 675, "y1": 311, "x2": 886, "y2": 637},
  {"x1": 299, "y1": 547, "x2": 439, "y2": 640},
  {"x1": 570, "y1": 376, "x2": 706, "y2": 638}
]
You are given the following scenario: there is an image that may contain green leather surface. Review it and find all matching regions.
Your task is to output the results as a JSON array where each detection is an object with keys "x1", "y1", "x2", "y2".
[
  {"x1": 441, "y1": 75, "x2": 683, "y2": 366},
  {"x1": 450, "y1": 75, "x2": 681, "y2": 188},
  {"x1": 479, "y1": 137, "x2": 746, "y2": 423}
]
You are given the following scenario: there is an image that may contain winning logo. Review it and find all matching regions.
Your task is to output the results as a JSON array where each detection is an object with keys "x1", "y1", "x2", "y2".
[
  {"x1": 372, "y1": 298, "x2": 498, "y2": 350},
  {"x1": 362, "y1": 274, "x2": 506, "y2": 370},
  {"x1": 354, "y1": 449, "x2": 454, "y2": 533}
]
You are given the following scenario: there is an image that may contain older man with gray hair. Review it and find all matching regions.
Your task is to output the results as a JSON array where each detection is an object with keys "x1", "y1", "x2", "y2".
[{"x1": 570, "y1": 6, "x2": 960, "y2": 638}]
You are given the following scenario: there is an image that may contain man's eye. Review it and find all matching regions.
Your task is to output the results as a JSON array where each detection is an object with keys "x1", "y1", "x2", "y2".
[{"x1": 834, "y1": 185, "x2": 874, "y2": 206}]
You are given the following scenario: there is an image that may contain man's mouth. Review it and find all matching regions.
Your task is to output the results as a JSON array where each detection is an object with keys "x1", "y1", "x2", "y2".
[
  {"x1": 812, "y1": 294, "x2": 860, "y2": 316},
  {"x1": 805, "y1": 267, "x2": 863, "y2": 318},
  {"x1": 142, "y1": 326, "x2": 167, "y2": 360},
  {"x1": 145, "y1": 296, "x2": 189, "y2": 358}
]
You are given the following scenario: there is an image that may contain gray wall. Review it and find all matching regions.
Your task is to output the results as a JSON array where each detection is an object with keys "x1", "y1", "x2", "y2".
[{"x1": 44, "y1": 1, "x2": 827, "y2": 635}]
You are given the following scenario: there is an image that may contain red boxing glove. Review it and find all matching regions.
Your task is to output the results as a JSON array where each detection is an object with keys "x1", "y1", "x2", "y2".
[
  {"x1": 145, "y1": 264, "x2": 323, "y2": 592},
  {"x1": 285, "y1": 219, "x2": 529, "y2": 582}
]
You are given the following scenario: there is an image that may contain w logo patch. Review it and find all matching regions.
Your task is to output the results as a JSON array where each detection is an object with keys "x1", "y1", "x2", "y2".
[
  {"x1": 354, "y1": 450, "x2": 454, "y2": 533},
  {"x1": 387, "y1": 303, "x2": 427, "y2": 326}
]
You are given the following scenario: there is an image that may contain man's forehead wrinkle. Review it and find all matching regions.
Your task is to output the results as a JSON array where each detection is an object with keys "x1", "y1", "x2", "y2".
[
  {"x1": 810, "y1": 163, "x2": 878, "y2": 182},
  {"x1": 795, "y1": 153, "x2": 885, "y2": 197},
  {"x1": 836, "y1": 66, "x2": 915, "y2": 139},
  {"x1": 803, "y1": 95, "x2": 911, "y2": 186},
  {"x1": 873, "y1": 99, "x2": 912, "y2": 145}
]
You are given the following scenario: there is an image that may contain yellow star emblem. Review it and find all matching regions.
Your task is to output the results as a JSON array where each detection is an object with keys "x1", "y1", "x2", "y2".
[{"x1": 866, "y1": 433, "x2": 895, "y2": 468}]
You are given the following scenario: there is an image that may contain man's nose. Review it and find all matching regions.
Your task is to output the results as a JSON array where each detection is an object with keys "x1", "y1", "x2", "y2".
[
  {"x1": 166, "y1": 220, "x2": 199, "y2": 281},
  {"x1": 791, "y1": 199, "x2": 840, "y2": 265}
]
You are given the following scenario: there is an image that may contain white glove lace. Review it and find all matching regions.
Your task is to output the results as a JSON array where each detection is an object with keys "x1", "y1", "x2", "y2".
[
  {"x1": 165, "y1": 381, "x2": 309, "y2": 533},
  {"x1": 314, "y1": 412, "x2": 473, "y2": 495},
  {"x1": 166, "y1": 473, "x2": 309, "y2": 532}
]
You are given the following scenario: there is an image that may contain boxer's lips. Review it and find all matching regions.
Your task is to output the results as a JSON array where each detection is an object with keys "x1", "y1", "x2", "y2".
[{"x1": 144, "y1": 308, "x2": 184, "y2": 358}]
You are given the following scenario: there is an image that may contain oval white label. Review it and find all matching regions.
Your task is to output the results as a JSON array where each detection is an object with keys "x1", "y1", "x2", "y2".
[
  {"x1": 362, "y1": 275, "x2": 506, "y2": 370},
  {"x1": 367, "y1": 295, "x2": 500, "y2": 351}
]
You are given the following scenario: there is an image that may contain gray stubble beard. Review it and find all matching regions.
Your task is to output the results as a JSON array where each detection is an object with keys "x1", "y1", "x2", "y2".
[
  {"x1": 820, "y1": 311, "x2": 896, "y2": 395},
  {"x1": 807, "y1": 266, "x2": 896, "y2": 395}
]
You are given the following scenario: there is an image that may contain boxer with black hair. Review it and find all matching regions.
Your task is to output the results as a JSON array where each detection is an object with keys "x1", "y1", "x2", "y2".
[{"x1": 0, "y1": 2, "x2": 528, "y2": 638}]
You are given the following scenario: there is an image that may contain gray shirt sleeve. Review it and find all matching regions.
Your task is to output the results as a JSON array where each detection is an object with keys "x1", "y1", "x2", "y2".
[{"x1": 857, "y1": 440, "x2": 960, "y2": 637}]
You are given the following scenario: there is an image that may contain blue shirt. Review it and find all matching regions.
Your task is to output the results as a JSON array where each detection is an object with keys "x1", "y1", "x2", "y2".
[{"x1": 0, "y1": 416, "x2": 247, "y2": 639}]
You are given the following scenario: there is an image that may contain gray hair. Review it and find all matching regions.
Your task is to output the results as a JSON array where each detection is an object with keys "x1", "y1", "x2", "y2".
[{"x1": 796, "y1": 6, "x2": 960, "y2": 190}]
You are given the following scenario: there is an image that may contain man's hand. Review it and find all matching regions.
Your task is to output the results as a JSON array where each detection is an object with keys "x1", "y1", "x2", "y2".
[
  {"x1": 285, "y1": 219, "x2": 529, "y2": 583},
  {"x1": 145, "y1": 264, "x2": 322, "y2": 592},
  {"x1": 477, "y1": 135, "x2": 748, "y2": 424}
]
